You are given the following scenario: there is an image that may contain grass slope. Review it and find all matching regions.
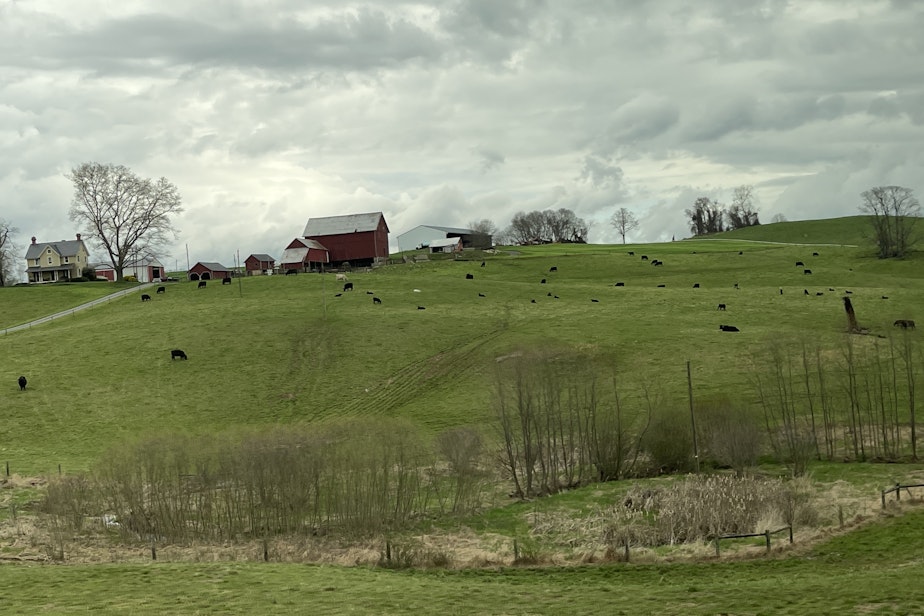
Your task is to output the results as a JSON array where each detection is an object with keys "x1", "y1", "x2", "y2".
[
  {"x1": 3, "y1": 506, "x2": 924, "y2": 614},
  {"x1": 704, "y1": 215, "x2": 876, "y2": 247},
  {"x1": 0, "y1": 282, "x2": 138, "y2": 330},
  {"x1": 0, "y1": 224, "x2": 922, "y2": 472}
]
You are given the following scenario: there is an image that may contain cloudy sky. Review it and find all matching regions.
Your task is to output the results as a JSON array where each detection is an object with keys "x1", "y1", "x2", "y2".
[{"x1": 2, "y1": 0, "x2": 922, "y2": 272}]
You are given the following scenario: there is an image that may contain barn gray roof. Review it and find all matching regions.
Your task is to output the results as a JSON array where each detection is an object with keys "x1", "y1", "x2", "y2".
[
  {"x1": 25, "y1": 239, "x2": 87, "y2": 260},
  {"x1": 195, "y1": 262, "x2": 231, "y2": 272},
  {"x1": 418, "y1": 225, "x2": 476, "y2": 235},
  {"x1": 303, "y1": 212, "x2": 387, "y2": 237},
  {"x1": 249, "y1": 253, "x2": 275, "y2": 262}
]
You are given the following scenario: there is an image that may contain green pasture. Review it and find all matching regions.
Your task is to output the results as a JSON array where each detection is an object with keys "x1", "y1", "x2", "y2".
[
  {"x1": 0, "y1": 281, "x2": 138, "y2": 330},
  {"x1": 2, "y1": 506, "x2": 924, "y2": 615},
  {"x1": 1, "y1": 218, "x2": 923, "y2": 473},
  {"x1": 706, "y1": 215, "x2": 877, "y2": 247}
]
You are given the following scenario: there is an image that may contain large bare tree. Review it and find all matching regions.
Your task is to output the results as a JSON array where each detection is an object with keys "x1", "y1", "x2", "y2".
[
  {"x1": 68, "y1": 163, "x2": 183, "y2": 281},
  {"x1": 686, "y1": 197, "x2": 725, "y2": 236},
  {"x1": 0, "y1": 218, "x2": 20, "y2": 286},
  {"x1": 726, "y1": 185, "x2": 760, "y2": 230},
  {"x1": 859, "y1": 186, "x2": 920, "y2": 258},
  {"x1": 609, "y1": 207, "x2": 639, "y2": 244}
]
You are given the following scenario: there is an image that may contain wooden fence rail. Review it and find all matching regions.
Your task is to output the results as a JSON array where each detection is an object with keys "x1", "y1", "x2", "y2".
[
  {"x1": 713, "y1": 526, "x2": 793, "y2": 557},
  {"x1": 881, "y1": 482, "x2": 924, "y2": 508}
]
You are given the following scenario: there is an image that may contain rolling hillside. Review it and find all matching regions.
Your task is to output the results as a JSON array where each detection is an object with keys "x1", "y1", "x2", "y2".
[
  {"x1": 1, "y1": 220, "x2": 922, "y2": 473},
  {"x1": 704, "y1": 215, "x2": 874, "y2": 247}
]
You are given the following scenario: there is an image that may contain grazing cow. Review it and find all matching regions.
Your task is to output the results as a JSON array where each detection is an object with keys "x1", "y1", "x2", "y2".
[
  {"x1": 141, "y1": 294, "x2": 151, "y2": 302},
  {"x1": 657, "y1": 284, "x2": 666, "y2": 288},
  {"x1": 156, "y1": 286, "x2": 166, "y2": 294},
  {"x1": 343, "y1": 282, "x2": 354, "y2": 292},
  {"x1": 795, "y1": 261, "x2": 804, "y2": 267},
  {"x1": 335, "y1": 293, "x2": 342, "y2": 297},
  {"x1": 285, "y1": 269, "x2": 298, "y2": 276},
  {"x1": 780, "y1": 288, "x2": 784, "y2": 295},
  {"x1": 466, "y1": 273, "x2": 474, "y2": 280},
  {"x1": 641, "y1": 255, "x2": 648, "y2": 261},
  {"x1": 18, "y1": 376, "x2": 27, "y2": 391},
  {"x1": 549, "y1": 266, "x2": 558, "y2": 272},
  {"x1": 547, "y1": 292, "x2": 552, "y2": 297},
  {"x1": 366, "y1": 291, "x2": 375, "y2": 295},
  {"x1": 717, "y1": 303, "x2": 726, "y2": 311},
  {"x1": 531, "y1": 299, "x2": 537, "y2": 303},
  {"x1": 336, "y1": 273, "x2": 347, "y2": 282},
  {"x1": 222, "y1": 277, "x2": 231, "y2": 285},
  {"x1": 478, "y1": 293, "x2": 486, "y2": 297},
  {"x1": 828, "y1": 288, "x2": 835, "y2": 292},
  {"x1": 171, "y1": 349, "x2": 188, "y2": 360},
  {"x1": 882, "y1": 296, "x2": 889, "y2": 300},
  {"x1": 738, "y1": 251, "x2": 743, "y2": 255},
  {"x1": 480, "y1": 261, "x2": 486, "y2": 268},
  {"x1": 653, "y1": 260, "x2": 662, "y2": 266},
  {"x1": 591, "y1": 299, "x2": 600, "y2": 303},
  {"x1": 417, "y1": 306, "x2": 426, "y2": 310},
  {"x1": 693, "y1": 283, "x2": 700, "y2": 288},
  {"x1": 540, "y1": 278, "x2": 547, "y2": 284},
  {"x1": 804, "y1": 289, "x2": 810, "y2": 295},
  {"x1": 816, "y1": 292, "x2": 824, "y2": 296},
  {"x1": 373, "y1": 297, "x2": 382, "y2": 304},
  {"x1": 720, "y1": 325, "x2": 740, "y2": 332},
  {"x1": 197, "y1": 281, "x2": 207, "y2": 289},
  {"x1": 615, "y1": 282, "x2": 625, "y2": 287},
  {"x1": 627, "y1": 251, "x2": 635, "y2": 256},
  {"x1": 813, "y1": 252, "x2": 820, "y2": 256},
  {"x1": 894, "y1": 319, "x2": 917, "y2": 330},
  {"x1": 845, "y1": 290, "x2": 853, "y2": 294},
  {"x1": 804, "y1": 269, "x2": 812, "y2": 275}
]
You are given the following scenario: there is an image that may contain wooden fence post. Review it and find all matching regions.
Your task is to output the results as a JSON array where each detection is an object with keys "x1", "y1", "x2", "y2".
[
  {"x1": 882, "y1": 489, "x2": 887, "y2": 508},
  {"x1": 624, "y1": 540, "x2": 630, "y2": 563},
  {"x1": 714, "y1": 537, "x2": 720, "y2": 557},
  {"x1": 896, "y1": 483, "x2": 902, "y2": 502},
  {"x1": 788, "y1": 526, "x2": 793, "y2": 544},
  {"x1": 764, "y1": 530, "x2": 771, "y2": 553}
]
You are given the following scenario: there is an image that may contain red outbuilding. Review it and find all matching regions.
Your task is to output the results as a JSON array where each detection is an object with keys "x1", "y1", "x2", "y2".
[
  {"x1": 245, "y1": 253, "x2": 276, "y2": 276},
  {"x1": 303, "y1": 212, "x2": 389, "y2": 268},
  {"x1": 278, "y1": 238, "x2": 330, "y2": 272},
  {"x1": 188, "y1": 262, "x2": 232, "y2": 281}
]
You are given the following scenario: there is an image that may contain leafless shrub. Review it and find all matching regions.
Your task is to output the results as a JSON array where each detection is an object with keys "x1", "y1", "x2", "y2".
[{"x1": 698, "y1": 397, "x2": 762, "y2": 474}]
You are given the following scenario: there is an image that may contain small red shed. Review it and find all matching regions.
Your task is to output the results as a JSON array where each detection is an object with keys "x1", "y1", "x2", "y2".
[
  {"x1": 303, "y1": 212, "x2": 389, "y2": 267},
  {"x1": 245, "y1": 254, "x2": 276, "y2": 276},
  {"x1": 188, "y1": 262, "x2": 232, "y2": 281},
  {"x1": 278, "y1": 238, "x2": 330, "y2": 272}
]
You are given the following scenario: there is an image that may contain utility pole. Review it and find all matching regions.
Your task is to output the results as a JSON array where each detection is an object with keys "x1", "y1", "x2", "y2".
[{"x1": 687, "y1": 360, "x2": 700, "y2": 473}]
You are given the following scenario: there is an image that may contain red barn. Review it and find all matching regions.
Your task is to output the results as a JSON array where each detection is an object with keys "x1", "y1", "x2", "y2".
[
  {"x1": 245, "y1": 253, "x2": 276, "y2": 276},
  {"x1": 303, "y1": 212, "x2": 389, "y2": 267},
  {"x1": 188, "y1": 262, "x2": 231, "y2": 281},
  {"x1": 278, "y1": 238, "x2": 330, "y2": 272}
]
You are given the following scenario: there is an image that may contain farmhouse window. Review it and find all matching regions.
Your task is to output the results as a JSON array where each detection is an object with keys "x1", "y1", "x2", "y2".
[
  {"x1": 48, "y1": 257, "x2": 52, "y2": 264},
  {"x1": 64, "y1": 257, "x2": 69, "y2": 263}
]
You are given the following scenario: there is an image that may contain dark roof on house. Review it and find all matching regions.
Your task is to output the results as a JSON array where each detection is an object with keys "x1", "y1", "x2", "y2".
[
  {"x1": 193, "y1": 262, "x2": 231, "y2": 272},
  {"x1": 25, "y1": 239, "x2": 88, "y2": 260},
  {"x1": 248, "y1": 254, "x2": 276, "y2": 262},
  {"x1": 303, "y1": 212, "x2": 388, "y2": 237}
]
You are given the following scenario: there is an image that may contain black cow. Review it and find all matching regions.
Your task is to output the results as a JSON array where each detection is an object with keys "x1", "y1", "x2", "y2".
[
  {"x1": 882, "y1": 296, "x2": 889, "y2": 299},
  {"x1": 547, "y1": 292, "x2": 553, "y2": 297},
  {"x1": 828, "y1": 288, "x2": 835, "y2": 292},
  {"x1": 171, "y1": 349, "x2": 188, "y2": 360},
  {"x1": 813, "y1": 252, "x2": 820, "y2": 256},
  {"x1": 627, "y1": 251, "x2": 635, "y2": 256},
  {"x1": 197, "y1": 281, "x2": 207, "y2": 289},
  {"x1": 366, "y1": 291, "x2": 375, "y2": 295},
  {"x1": 615, "y1": 282, "x2": 625, "y2": 287},
  {"x1": 804, "y1": 289, "x2": 810, "y2": 295},
  {"x1": 285, "y1": 269, "x2": 298, "y2": 275},
  {"x1": 738, "y1": 251, "x2": 743, "y2": 255},
  {"x1": 373, "y1": 297, "x2": 382, "y2": 304},
  {"x1": 222, "y1": 277, "x2": 231, "y2": 285},
  {"x1": 657, "y1": 284, "x2": 666, "y2": 288},
  {"x1": 652, "y1": 260, "x2": 662, "y2": 266},
  {"x1": 18, "y1": 376, "x2": 27, "y2": 391},
  {"x1": 478, "y1": 293, "x2": 486, "y2": 297},
  {"x1": 734, "y1": 283, "x2": 739, "y2": 289},
  {"x1": 465, "y1": 273, "x2": 474, "y2": 280},
  {"x1": 591, "y1": 299, "x2": 600, "y2": 303},
  {"x1": 335, "y1": 293, "x2": 342, "y2": 297},
  {"x1": 417, "y1": 306, "x2": 426, "y2": 310},
  {"x1": 717, "y1": 303, "x2": 726, "y2": 311},
  {"x1": 641, "y1": 255, "x2": 648, "y2": 261},
  {"x1": 141, "y1": 294, "x2": 151, "y2": 302},
  {"x1": 894, "y1": 319, "x2": 916, "y2": 330},
  {"x1": 549, "y1": 266, "x2": 557, "y2": 272},
  {"x1": 540, "y1": 278, "x2": 547, "y2": 284},
  {"x1": 720, "y1": 325, "x2": 740, "y2": 332},
  {"x1": 343, "y1": 282, "x2": 354, "y2": 292},
  {"x1": 804, "y1": 269, "x2": 812, "y2": 275},
  {"x1": 780, "y1": 288, "x2": 784, "y2": 295},
  {"x1": 693, "y1": 283, "x2": 700, "y2": 288},
  {"x1": 480, "y1": 261, "x2": 486, "y2": 268},
  {"x1": 845, "y1": 290, "x2": 853, "y2": 294},
  {"x1": 554, "y1": 295, "x2": 559, "y2": 299},
  {"x1": 795, "y1": 261, "x2": 804, "y2": 267},
  {"x1": 531, "y1": 299, "x2": 537, "y2": 303},
  {"x1": 156, "y1": 286, "x2": 166, "y2": 294},
  {"x1": 816, "y1": 292, "x2": 824, "y2": 296}
]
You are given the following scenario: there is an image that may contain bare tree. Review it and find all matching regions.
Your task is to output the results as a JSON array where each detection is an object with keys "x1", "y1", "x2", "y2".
[
  {"x1": 859, "y1": 186, "x2": 921, "y2": 258},
  {"x1": 609, "y1": 207, "x2": 639, "y2": 244},
  {"x1": 505, "y1": 209, "x2": 588, "y2": 245},
  {"x1": 0, "y1": 218, "x2": 20, "y2": 287},
  {"x1": 686, "y1": 197, "x2": 725, "y2": 236},
  {"x1": 68, "y1": 163, "x2": 183, "y2": 281},
  {"x1": 467, "y1": 219, "x2": 497, "y2": 237},
  {"x1": 770, "y1": 213, "x2": 788, "y2": 223},
  {"x1": 726, "y1": 185, "x2": 760, "y2": 230}
]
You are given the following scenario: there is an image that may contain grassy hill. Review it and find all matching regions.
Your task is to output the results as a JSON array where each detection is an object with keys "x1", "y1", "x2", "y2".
[
  {"x1": 704, "y1": 215, "x2": 875, "y2": 247},
  {"x1": 1, "y1": 227, "x2": 923, "y2": 473}
]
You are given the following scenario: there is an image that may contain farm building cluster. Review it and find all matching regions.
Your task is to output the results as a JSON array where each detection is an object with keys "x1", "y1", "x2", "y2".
[{"x1": 22, "y1": 213, "x2": 494, "y2": 282}]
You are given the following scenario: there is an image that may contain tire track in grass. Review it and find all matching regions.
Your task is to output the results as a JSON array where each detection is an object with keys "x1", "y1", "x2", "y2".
[{"x1": 334, "y1": 324, "x2": 507, "y2": 418}]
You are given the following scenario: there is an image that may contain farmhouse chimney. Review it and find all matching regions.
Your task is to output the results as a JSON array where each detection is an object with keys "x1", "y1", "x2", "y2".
[
  {"x1": 31, "y1": 236, "x2": 36, "y2": 244},
  {"x1": 76, "y1": 233, "x2": 81, "y2": 240}
]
